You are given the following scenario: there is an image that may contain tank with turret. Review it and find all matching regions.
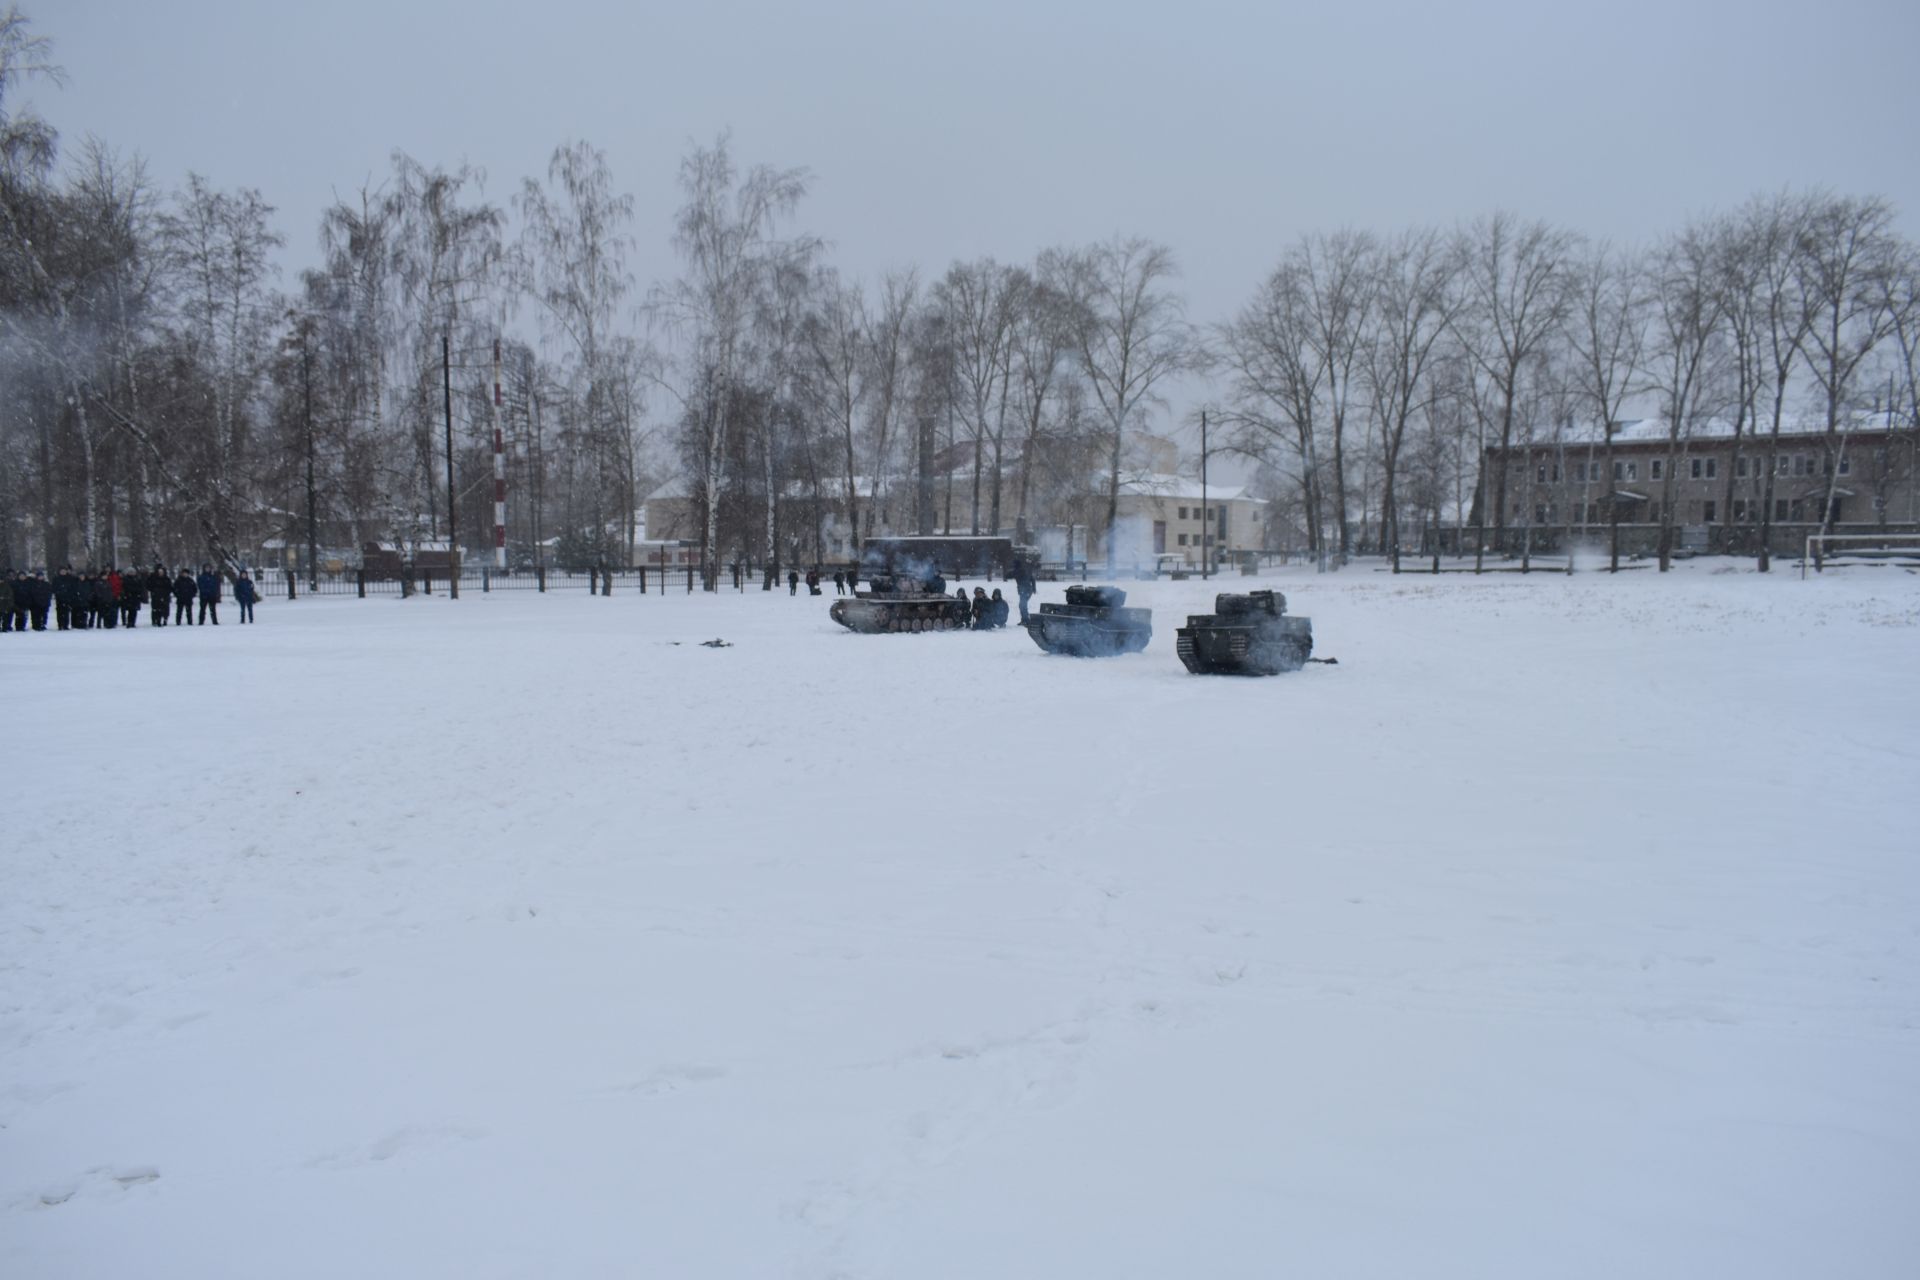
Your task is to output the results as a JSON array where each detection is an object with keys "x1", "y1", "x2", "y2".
[
  {"x1": 1022, "y1": 584, "x2": 1152, "y2": 657},
  {"x1": 1175, "y1": 589, "x2": 1312, "y2": 674},
  {"x1": 830, "y1": 563, "x2": 972, "y2": 634}
]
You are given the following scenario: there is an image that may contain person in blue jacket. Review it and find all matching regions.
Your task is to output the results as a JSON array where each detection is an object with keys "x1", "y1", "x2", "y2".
[
  {"x1": 234, "y1": 570, "x2": 258, "y2": 624},
  {"x1": 196, "y1": 565, "x2": 222, "y2": 625}
]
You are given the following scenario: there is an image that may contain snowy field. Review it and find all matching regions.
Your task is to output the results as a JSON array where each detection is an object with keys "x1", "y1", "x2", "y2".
[{"x1": 3, "y1": 563, "x2": 1916, "y2": 1279}]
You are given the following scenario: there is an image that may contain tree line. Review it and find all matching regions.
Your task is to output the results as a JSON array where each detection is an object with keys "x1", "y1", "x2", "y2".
[{"x1": 3, "y1": 8, "x2": 1915, "y2": 585}]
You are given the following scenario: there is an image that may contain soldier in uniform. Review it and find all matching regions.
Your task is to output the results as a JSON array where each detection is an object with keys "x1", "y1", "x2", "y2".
[{"x1": 234, "y1": 570, "x2": 258, "y2": 623}]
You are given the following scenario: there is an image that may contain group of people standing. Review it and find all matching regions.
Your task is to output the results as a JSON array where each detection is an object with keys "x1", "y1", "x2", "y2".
[{"x1": 1, "y1": 565, "x2": 261, "y2": 632}]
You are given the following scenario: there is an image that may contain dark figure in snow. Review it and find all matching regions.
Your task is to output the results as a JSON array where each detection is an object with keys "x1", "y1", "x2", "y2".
[
  {"x1": 120, "y1": 570, "x2": 145, "y2": 628},
  {"x1": 172, "y1": 570, "x2": 197, "y2": 625},
  {"x1": 196, "y1": 566, "x2": 222, "y2": 625},
  {"x1": 806, "y1": 568, "x2": 821, "y2": 596},
  {"x1": 92, "y1": 573, "x2": 117, "y2": 628},
  {"x1": 787, "y1": 569, "x2": 798, "y2": 596},
  {"x1": 1013, "y1": 557, "x2": 1037, "y2": 623},
  {"x1": 832, "y1": 570, "x2": 844, "y2": 595},
  {"x1": 971, "y1": 586, "x2": 990, "y2": 630},
  {"x1": 147, "y1": 566, "x2": 171, "y2": 626},
  {"x1": 235, "y1": 571, "x2": 258, "y2": 623},
  {"x1": 0, "y1": 572, "x2": 13, "y2": 632},
  {"x1": 27, "y1": 570, "x2": 52, "y2": 630},
  {"x1": 990, "y1": 588, "x2": 1009, "y2": 629},
  {"x1": 52, "y1": 566, "x2": 78, "y2": 630}
]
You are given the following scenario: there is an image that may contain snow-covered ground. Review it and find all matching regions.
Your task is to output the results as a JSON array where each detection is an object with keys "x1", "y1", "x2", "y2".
[{"x1": 4, "y1": 563, "x2": 1916, "y2": 1279}]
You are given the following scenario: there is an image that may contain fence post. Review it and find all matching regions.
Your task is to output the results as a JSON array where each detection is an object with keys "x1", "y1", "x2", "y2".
[
  {"x1": 639, "y1": 566, "x2": 647, "y2": 594},
  {"x1": 686, "y1": 565, "x2": 694, "y2": 594},
  {"x1": 357, "y1": 569, "x2": 367, "y2": 599}
]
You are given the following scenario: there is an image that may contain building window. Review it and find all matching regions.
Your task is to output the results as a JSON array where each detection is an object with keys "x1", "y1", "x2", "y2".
[
  {"x1": 1736, "y1": 456, "x2": 1749, "y2": 478},
  {"x1": 1789, "y1": 499, "x2": 1806, "y2": 521},
  {"x1": 1587, "y1": 503, "x2": 1599, "y2": 524},
  {"x1": 1652, "y1": 459, "x2": 1665, "y2": 480},
  {"x1": 1839, "y1": 453, "x2": 1851, "y2": 476},
  {"x1": 1177, "y1": 506, "x2": 1188, "y2": 520},
  {"x1": 1649, "y1": 502, "x2": 1661, "y2": 524},
  {"x1": 1775, "y1": 498, "x2": 1789, "y2": 521},
  {"x1": 1534, "y1": 504, "x2": 1547, "y2": 524},
  {"x1": 1613, "y1": 461, "x2": 1624, "y2": 481},
  {"x1": 1572, "y1": 461, "x2": 1586, "y2": 483},
  {"x1": 1702, "y1": 500, "x2": 1716, "y2": 523},
  {"x1": 1732, "y1": 498, "x2": 1746, "y2": 522},
  {"x1": 1177, "y1": 533, "x2": 1188, "y2": 546},
  {"x1": 1536, "y1": 464, "x2": 1547, "y2": 483},
  {"x1": 1793, "y1": 454, "x2": 1808, "y2": 477}
]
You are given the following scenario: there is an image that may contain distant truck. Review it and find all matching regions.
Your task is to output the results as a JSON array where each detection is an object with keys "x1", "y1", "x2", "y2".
[{"x1": 855, "y1": 535, "x2": 1032, "y2": 583}]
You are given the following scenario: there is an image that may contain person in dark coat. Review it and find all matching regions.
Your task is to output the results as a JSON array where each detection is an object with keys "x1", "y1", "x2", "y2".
[
  {"x1": 806, "y1": 568, "x2": 821, "y2": 596},
  {"x1": 196, "y1": 565, "x2": 222, "y2": 625},
  {"x1": 1013, "y1": 557, "x2": 1037, "y2": 623},
  {"x1": 234, "y1": 570, "x2": 258, "y2": 623},
  {"x1": 92, "y1": 573, "x2": 117, "y2": 628},
  {"x1": 971, "y1": 586, "x2": 990, "y2": 630},
  {"x1": 26, "y1": 571, "x2": 51, "y2": 630},
  {"x1": 990, "y1": 588, "x2": 1009, "y2": 629},
  {"x1": 120, "y1": 569, "x2": 145, "y2": 628},
  {"x1": 53, "y1": 566, "x2": 78, "y2": 630},
  {"x1": 172, "y1": 569, "x2": 197, "y2": 625},
  {"x1": 147, "y1": 565, "x2": 171, "y2": 627},
  {"x1": 787, "y1": 569, "x2": 798, "y2": 596},
  {"x1": 832, "y1": 570, "x2": 844, "y2": 595},
  {"x1": 0, "y1": 572, "x2": 13, "y2": 632}
]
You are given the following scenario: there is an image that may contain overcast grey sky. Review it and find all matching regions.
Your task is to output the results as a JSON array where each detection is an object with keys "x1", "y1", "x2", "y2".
[{"x1": 31, "y1": 0, "x2": 1920, "y2": 445}]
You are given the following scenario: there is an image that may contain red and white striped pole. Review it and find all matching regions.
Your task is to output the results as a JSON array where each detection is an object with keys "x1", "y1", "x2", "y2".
[{"x1": 492, "y1": 337, "x2": 507, "y2": 569}]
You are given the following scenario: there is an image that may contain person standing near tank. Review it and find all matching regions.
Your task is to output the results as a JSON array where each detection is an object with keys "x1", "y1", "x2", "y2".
[
  {"x1": 234, "y1": 570, "x2": 258, "y2": 623},
  {"x1": 1013, "y1": 557, "x2": 1037, "y2": 623}
]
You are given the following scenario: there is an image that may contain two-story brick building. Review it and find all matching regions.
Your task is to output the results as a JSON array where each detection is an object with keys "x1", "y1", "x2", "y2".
[{"x1": 1472, "y1": 416, "x2": 1919, "y2": 554}]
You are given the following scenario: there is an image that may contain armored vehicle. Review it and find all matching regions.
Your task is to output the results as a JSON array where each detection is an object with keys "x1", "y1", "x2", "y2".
[
  {"x1": 830, "y1": 566, "x2": 972, "y2": 634},
  {"x1": 1022, "y1": 584, "x2": 1152, "y2": 657},
  {"x1": 1175, "y1": 590, "x2": 1312, "y2": 675}
]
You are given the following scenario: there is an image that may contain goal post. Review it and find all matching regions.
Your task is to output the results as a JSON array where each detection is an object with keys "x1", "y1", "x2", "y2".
[{"x1": 1801, "y1": 532, "x2": 1920, "y2": 578}]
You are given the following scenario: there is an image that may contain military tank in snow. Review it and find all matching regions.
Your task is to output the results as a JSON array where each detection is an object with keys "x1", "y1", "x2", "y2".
[
  {"x1": 830, "y1": 565, "x2": 972, "y2": 634},
  {"x1": 1022, "y1": 584, "x2": 1152, "y2": 657},
  {"x1": 1175, "y1": 590, "x2": 1312, "y2": 675}
]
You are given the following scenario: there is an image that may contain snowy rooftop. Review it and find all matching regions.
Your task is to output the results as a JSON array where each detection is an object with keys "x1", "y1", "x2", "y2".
[
  {"x1": 1507, "y1": 410, "x2": 1906, "y2": 449},
  {"x1": 1120, "y1": 472, "x2": 1258, "y2": 502}
]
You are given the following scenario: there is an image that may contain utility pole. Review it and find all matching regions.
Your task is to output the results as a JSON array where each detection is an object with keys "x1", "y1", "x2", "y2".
[
  {"x1": 443, "y1": 333, "x2": 459, "y2": 598},
  {"x1": 302, "y1": 330, "x2": 318, "y2": 591},
  {"x1": 1201, "y1": 409, "x2": 1210, "y2": 579}
]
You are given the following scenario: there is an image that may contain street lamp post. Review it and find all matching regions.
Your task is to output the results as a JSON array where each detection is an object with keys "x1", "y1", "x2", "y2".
[{"x1": 442, "y1": 333, "x2": 459, "y2": 599}]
